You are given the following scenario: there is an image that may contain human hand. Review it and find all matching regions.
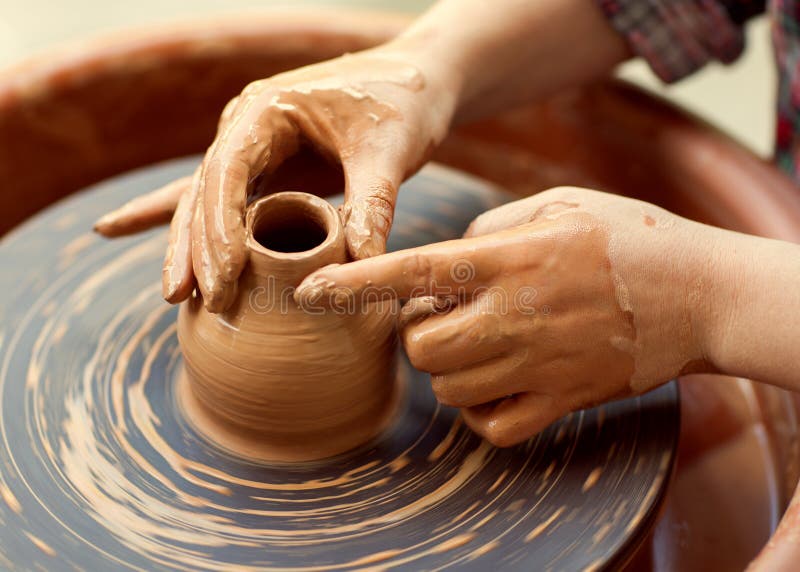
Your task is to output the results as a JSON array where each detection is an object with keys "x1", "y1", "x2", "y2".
[
  {"x1": 295, "y1": 187, "x2": 723, "y2": 446},
  {"x1": 94, "y1": 44, "x2": 458, "y2": 311}
]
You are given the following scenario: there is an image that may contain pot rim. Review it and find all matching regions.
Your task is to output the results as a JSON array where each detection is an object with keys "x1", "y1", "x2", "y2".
[{"x1": 245, "y1": 191, "x2": 343, "y2": 262}]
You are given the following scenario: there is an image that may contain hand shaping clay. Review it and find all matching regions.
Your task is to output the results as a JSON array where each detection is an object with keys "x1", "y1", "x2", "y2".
[{"x1": 177, "y1": 192, "x2": 398, "y2": 462}]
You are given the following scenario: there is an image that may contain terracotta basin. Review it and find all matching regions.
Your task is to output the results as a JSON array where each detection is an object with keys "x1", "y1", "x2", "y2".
[{"x1": 1, "y1": 8, "x2": 798, "y2": 570}]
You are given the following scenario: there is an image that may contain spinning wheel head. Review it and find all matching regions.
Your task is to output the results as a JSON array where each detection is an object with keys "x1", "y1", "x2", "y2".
[{"x1": 0, "y1": 158, "x2": 678, "y2": 570}]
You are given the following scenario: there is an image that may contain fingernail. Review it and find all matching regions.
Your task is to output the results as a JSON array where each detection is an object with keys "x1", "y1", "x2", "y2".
[
  {"x1": 162, "y1": 265, "x2": 179, "y2": 302},
  {"x1": 294, "y1": 266, "x2": 349, "y2": 308},
  {"x1": 204, "y1": 291, "x2": 223, "y2": 313},
  {"x1": 294, "y1": 274, "x2": 329, "y2": 307},
  {"x1": 217, "y1": 241, "x2": 247, "y2": 283},
  {"x1": 163, "y1": 286, "x2": 177, "y2": 303},
  {"x1": 204, "y1": 280, "x2": 237, "y2": 313},
  {"x1": 398, "y1": 296, "x2": 455, "y2": 329},
  {"x1": 294, "y1": 283, "x2": 323, "y2": 309},
  {"x1": 93, "y1": 213, "x2": 115, "y2": 235}
]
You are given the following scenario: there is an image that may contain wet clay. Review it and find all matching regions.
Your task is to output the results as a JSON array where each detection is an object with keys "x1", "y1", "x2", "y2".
[
  {"x1": 297, "y1": 208, "x2": 639, "y2": 447},
  {"x1": 5, "y1": 146, "x2": 785, "y2": 572},
  {"x1": 177, "y1": 191, "x2": 398, "y2": 462},
  {"x1": 159, "y1": 53, "x2": 440, "y2": 313}
]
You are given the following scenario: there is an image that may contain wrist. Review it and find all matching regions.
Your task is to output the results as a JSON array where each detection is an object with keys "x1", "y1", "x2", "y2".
[
  {"x1": 385, "y1": 0, "x2": 630, "y2": 125},
  {"x1": 380, "y1": 32, "x2": 466, "y2": 112},
  {"x1": 369, "y1": 37, "x2": 463, "y2": 147},
  {"x1": 701, "y1": 229, "x2": 800, "y2": 388},
  {"x1": 683, "y1": 223, "x2": 740, "y2": 376},
  {"x1": 693, "y1": 226, "x2": 780, "y2": 381},
  {"x1": 634, "y1": 217, "x2": 726, "y2": 384}
]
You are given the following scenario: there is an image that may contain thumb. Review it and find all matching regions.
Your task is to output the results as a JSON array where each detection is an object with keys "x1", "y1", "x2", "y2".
[
  {"x1": 463, "y1": 189, "x2": 583, "y2": 239},
  {"x1": 340, "y1": 153, "x2": 403, "y2": 259},
  {"x1": 93, "y1": 176, "x2": 191, "y2": 237}
]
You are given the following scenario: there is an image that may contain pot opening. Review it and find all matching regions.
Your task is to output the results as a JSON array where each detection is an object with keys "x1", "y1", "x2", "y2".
[{"x1": 251, "y1": 199, "x2": 330, "y2": 253}]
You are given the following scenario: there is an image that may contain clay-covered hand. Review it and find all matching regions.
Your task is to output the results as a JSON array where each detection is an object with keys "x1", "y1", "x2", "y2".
[
  {"x1": 295, "y1": 187, "x2": 723, "y2": 446},
  {"x1": 94, "y1": 45, "x2": 458, "y2": 311}
]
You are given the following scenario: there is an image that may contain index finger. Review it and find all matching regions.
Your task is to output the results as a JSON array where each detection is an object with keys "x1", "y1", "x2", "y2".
[{"x1": 294, "y1": 229, "x2": 521, "y2": 307}]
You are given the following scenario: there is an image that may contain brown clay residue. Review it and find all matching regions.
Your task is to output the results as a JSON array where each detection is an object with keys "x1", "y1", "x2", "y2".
[
  {"x1": 468, "y1": 540, "x2": 501, "y2": 559},
  {"x1": 430, "y1": 532, "x2": 477, "y2": 554},
  {"x1": 346, "y1": 548, "x2": 404, "y2": 567},
  {"x1": 0, "y1": 483, "x2": 21, "y2": 514},
  {"x1": 487, "y1": 469, "x2": 508, "y2": 494},
  {"x1": 428, "y1": 416, "x2": 462, "y2": 462},
  {"x1": 525, "y1": 506, "x2": 566, "y2": 542},
  {"x1": 24, "y1": 532, "x2": 55, "y2": 557},
  {"x1": 582, "y1": 467, "x2": 603, "y2": 492}
]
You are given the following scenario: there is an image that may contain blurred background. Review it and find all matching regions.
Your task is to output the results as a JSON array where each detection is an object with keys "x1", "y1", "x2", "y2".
[{"x1": 0, "y1": 0, "x2": 774, "y2": 156}]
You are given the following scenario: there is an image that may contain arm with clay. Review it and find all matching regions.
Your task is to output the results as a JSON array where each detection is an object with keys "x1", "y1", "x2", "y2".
[
  {"x1": 295, "y1": 188, "x2": 800, "y2": 441},
  {"x1": 93, "y1": 0, "x2": 632, "y2": 310},
  {"x1": 295, "y1": 186, "x2": 800, "y2": 570},
  {"x1": 93, "y1": 0, "x2": 760, "y2": 311}
]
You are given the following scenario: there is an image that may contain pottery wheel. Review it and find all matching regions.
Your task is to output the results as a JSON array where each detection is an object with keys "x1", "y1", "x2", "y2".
[{"x1": 0, "y1": 158, "x2": 678, "y2": 571}]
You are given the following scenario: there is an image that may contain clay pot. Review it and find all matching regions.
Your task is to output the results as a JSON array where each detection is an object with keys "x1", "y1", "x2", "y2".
[{"x1": 177, "y1": 192, "x2": 398, "y2": 462}]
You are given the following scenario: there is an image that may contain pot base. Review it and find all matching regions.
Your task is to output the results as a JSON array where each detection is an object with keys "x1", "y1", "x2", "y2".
[{"x1": 176, "y1": 362, "x2": 406, "y2": 463}]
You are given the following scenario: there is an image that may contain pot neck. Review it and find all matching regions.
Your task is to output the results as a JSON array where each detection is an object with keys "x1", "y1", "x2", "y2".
[{"x1": 244, "y1": 192, "x2": 347, "y2": 290}]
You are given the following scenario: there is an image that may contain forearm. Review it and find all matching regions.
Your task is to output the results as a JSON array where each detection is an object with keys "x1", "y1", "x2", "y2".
[
  {"x1": 387, "y1": 0, "x2": 631, "y2": 123},
  {"x1": 704, "y1": 228, "x2": 800, "y2": 391}
]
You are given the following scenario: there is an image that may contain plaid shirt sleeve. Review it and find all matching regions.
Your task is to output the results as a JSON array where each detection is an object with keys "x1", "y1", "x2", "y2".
[{"x1": 595, "y1": 1, "x2": 766, "y2": 83}]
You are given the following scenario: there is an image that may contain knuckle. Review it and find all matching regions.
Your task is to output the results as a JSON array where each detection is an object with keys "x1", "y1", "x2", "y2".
[
  {"x1": 464, "y1": 213, "x2": 489, "y2": 238},
  {"x1": 431, "y1": 376, "x2": 465, "y2": 407},
  {"x1": 404, "y1": 252, "x2": 434, "y2": 286},
  {"x1": 357, "y1": 178, "x2": 395, "y2": 210},
  {"x1": 365, "y1": 179, "x2": 395, "y2": 202},
  {"x1": 364, "y1": 190, "x2": 395, "y2": 233},
  {"x1": 241, "y1": 80, "x2": 267, "y2": 97},
  {"x1": 541, "y1": 186, "x2": 571, "y2": 199},
  {"x1": 219, "y1": 96, "x2": 240, "y2": 125},
  {"x1": 365, "y1": 191, "x2": 395, "y2": 216},
  {"x1": 537, "y1": 186, "x2": 584, "y2": 204}
]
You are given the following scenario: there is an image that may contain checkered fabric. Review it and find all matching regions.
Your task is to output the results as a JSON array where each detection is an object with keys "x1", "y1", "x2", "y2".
[
  {"x1": 596, "y1": 0, "x2": 765, "y2": 80},
  {"x1": 772, "y1": 1, "x2": 800, "y2": 175},
  {"x1": 594, "y1": 1, "x2": 800, "y2": 177}
]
